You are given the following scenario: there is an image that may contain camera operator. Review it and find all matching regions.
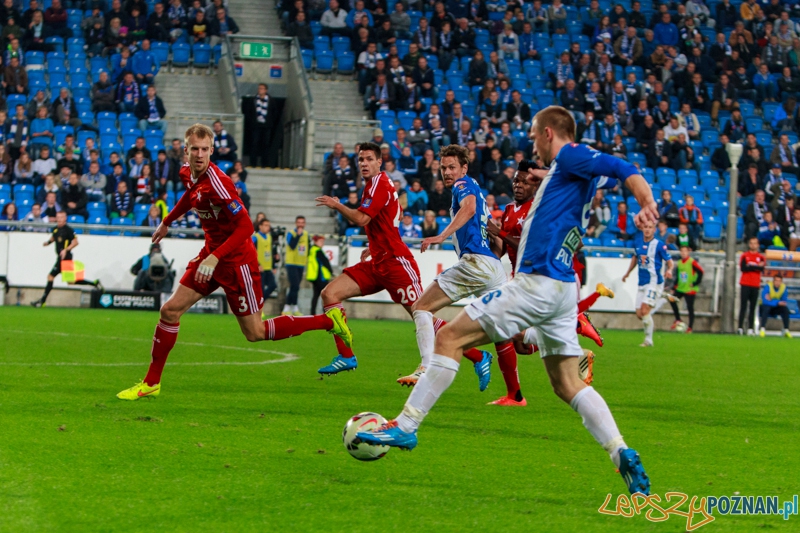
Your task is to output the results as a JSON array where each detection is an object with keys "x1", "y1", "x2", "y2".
[{"x1": 131, "y1": 243, "x2": 175, "y2": 292}]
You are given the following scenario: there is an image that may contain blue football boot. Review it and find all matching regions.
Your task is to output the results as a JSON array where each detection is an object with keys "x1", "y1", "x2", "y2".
[
  {"x1": 318, "y1": 355, "x2": 358, "y2": 375},
  {"x1": 618, "y1": 448, "x2": 651, "y2": 495},
  {"x1": 356, "y1": 420, "x2": 418, "y2": 451},
  {"x1": 474, "y1": 350, "x2": 492, "y2": 391}
]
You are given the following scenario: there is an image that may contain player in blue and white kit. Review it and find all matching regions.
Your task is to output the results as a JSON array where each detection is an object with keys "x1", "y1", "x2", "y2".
[
  {"x1": 358, "y1": 107, "x2": 657, "y2": 496},
  {"x1": 397, "y1": 144, "x2": 507, "y2": 390},
  {"x1": 621, "y1": 220, "x2": 674, "y2": 347}
]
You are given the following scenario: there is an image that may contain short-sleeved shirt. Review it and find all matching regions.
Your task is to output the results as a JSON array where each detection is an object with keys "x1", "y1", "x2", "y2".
[
  {"x1": 52, "y1": 224, "x2": 75, "y2": 260},
  {"x1": 633, "y1": 234, "x2": 671, "y2": 286},
  {"x1": 359, "y1": 171, "x2": 413, "y2": 263},
  {"x1": 517, "y1": 143, "x2": 638, "y2": 281},
  {"x1": 178, "y1": 162, "x2": 256, "y2": 266},
  {"x1": 500, "y1": 198, "x2": 532, "y2": 275},
  {"x1": 450, "y1": 176, "x2": 495, "y2": 259}
]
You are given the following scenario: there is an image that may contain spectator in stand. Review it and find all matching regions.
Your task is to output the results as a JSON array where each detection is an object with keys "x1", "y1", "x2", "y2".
[
  {"x1": 497, "y1": 23, "x2": 519, "y2": 61},
  {"x1": 288, "y1": 11, "x2": 313, "y2": 50},
  {"x1": 127, "y1": 6, "x2": 148, "y2": 42},
  {"x1": 712, "y1": 134, "x2": 732, "y2": 171},
  {"x1": 13, "y1": 152, "x2": 34, "y2": 184},
  {"x1": 413, "y1": 56, "x2": 436, "y2": 99},
  {"x1": 711, "y1": 73, "x2": 738, "y2": 122},
  {"x1": 614, "y1": 201, "x2": 636, "y2": 241},
  {"x1": 321, "y1": 0, "x2": 349, "y2": 38},
  {"x1": 786, "y1": 206, "x2": 800, "y2": 250},
  {"x1": 7, "y1": 104, "x2": 29, "y2": 160},
  {"x1": 29, "y1": 106, "x2": 55, "y2": 156},
  {"x1": 33, "y1": 151, "x2": 58, "y2": 188},
  {"x1": 366, "y1": 73, "x2": 395, "y2": 117},
  {"x1": 62, "y1": 172, "x2": 88, "y2": 219},
  {"x1": 745, "y1": 189, "x2": 770, "y2": 239},
  {"x1": 135, "y1": 85, "x2": 167, "y2": 132},
  {"x1": 52, "y1": 88, "x2": 81, "y2": 130},
  {"x1": 723, "y1": 107, "x2": 747, "y2": 143},
  {"x1": 26, "y1": 90, "x2": 51, "y2": 121},
  {"x1": 384, "y1": 159, "x2": 406, "y2": 189},
  {"x1": 506, "y1": 90, "x2": 531, "y2": 131},
  {"x1": 654, "y1": 12, "x2": 679, "y2": 47},
  {"x1": 759, "y1": 273, "x2": 792, "y2": 337},
  {"x1": 116, "y1": 72, "x2": 140, "y2": 113},
  {"x1": 147, "y1": 1, "x2": 170, "y2": 42},
  {"x1": 111, "y1": 179, "x2": 133, "y2": 219},
  {"x1": 189, "y1": 8, "x2": 209, "y2": 43},
  {"x1": 421, "y1": 210, "x2": 438, "y2": 237},
  {"x1": 81, "y1": 160, "x2": 107, "y2": 202},
  {"x1": 92, "y1": 71, "x2": 117, "y2": 113},
  {"x1": 44, "y1": 0, "x2": 71, "y2": 39},
  {"x1": 5, "y1": 54, "x2": 26, "y2": 95},
  {"x1": 770, "y1": 134, "x2": 800, "y2": 177},
  {"x1": 771, "y1": 97, "x2": 798, "y2": 132},
  {"x1": 399, "y1": 211, "x2": 422, "y2": 239},
  {"x1": 467, "y1": 50, "x2": 488, "y2": 87},
  {"x1": 753, "y1": 63, "x2": 777, "y2": 105},
  {"x1": 126, "y1": 137, "x2": 152, "y2": 163},
  {"x1": 648, "y1": 128, "x2": 672, "y2": 169},
  {"x1": 42, "y1": 191, "x2": 60, "y2": 218},
  {"x1": 482, "y1": 147, "x2": 504, "y2": 191},
  {"x1": 413, "y1": 16, "x2": 437, "y2": 56},
  {"x1": 428, "y1": 178, "x2": 451, "y2": 216},
  {"x1": 758, "y1": 210, "x2": 783, "y2": 249},
  {"x1": 209, "y1": 5, "x2": 239, "y2": 47},
  {"x1": 491, "y1": 166, "x2": 514, "y2": 206},
  {"x1": 23, "y1": 9, "x2": 50, "y2": 53},
  {"x1": 560, "y1": 79, "x2": 585, "y2": 123},
  {"x1": 0, "y1": 202, "x2": 18, "y2": 230},
  {"x1": 357, "y1": 42, "x2": 382, "y2": 94},
  {"x1": 406, "y1": 180, "x2": 428, "y2": 215},
  {"x1": 210, "y1": 121, "x2": 237, "y2": 162},
  {"x1": 167, "y1": 0, "x2": 187, "y2": 41},
  {"x1": 132, "y1": 39, "x2": 160, "y2": 86},
  {"x1": 111, "y1": 46, "x2": 133, "y2": 83},
  {"x1": 153, "y1": 149, "x2": 177, "y2": 192},
  {"x1": 679, "y1": 195, "x2": 704, "y2": 242},
  {"x1": 35, "y1": 172, "x2": 59, "y2": 204}
]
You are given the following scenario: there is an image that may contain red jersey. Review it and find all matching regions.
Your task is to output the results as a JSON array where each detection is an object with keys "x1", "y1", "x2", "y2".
[
  {"x1": 500, "y1": 198, "x2": 532, "y2": 275},
  {"x1": 166, "y1": 162, "x2": 256, "y2": 265},
  {"x1": 358, "y1": 172, "x2": 414, "y2": 263},
  {"x1": 739, "y1": 251, "x2": 765, "y2": 287}
]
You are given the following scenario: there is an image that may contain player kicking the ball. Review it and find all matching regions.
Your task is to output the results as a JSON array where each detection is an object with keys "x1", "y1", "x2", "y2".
[
  {"x1": 117, "y1": 124, "x2": 351, "y2": 400},
  {"x1": 358, "y1": 107, "x2": 654, "y2": 496},
  {"x1": 396, "y1": 145, "x2": 506, "y2": 392},
  {"x1": 313, "y1": 143, "x2": 492, "y2": 383},
  {"x1": 621, "y1": 220, "x2": 673, "y2": 347}
]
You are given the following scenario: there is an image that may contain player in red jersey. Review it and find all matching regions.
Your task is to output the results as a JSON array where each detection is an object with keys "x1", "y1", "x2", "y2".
[
  {"x1": 312, "y1": 142, "x2": 493, "y2": 378},
  {"x1": 116, "y1": 124, "x2": 351, "y2": 400}
]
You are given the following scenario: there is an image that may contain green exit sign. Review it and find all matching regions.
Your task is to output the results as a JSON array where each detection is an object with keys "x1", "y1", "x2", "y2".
[{"x1": 240, "y1": 42, "x2": 272, "y2": 59}]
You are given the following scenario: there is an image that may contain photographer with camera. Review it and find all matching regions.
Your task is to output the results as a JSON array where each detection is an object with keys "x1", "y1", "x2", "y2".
[{"x1": 131, "y1": 243, "x2": 175, "y2": 292}]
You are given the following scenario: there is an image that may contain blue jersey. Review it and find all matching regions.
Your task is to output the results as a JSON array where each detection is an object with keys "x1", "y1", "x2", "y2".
[
  {"x1": 633, "y1": 234, "x2": 671, "y2": 285},
  {"x1": 450, "y1": 176, "x2": 496, "y2": 259},
  {"x1": 517, "y1": 143, "x2": 638, "y2": 281}
]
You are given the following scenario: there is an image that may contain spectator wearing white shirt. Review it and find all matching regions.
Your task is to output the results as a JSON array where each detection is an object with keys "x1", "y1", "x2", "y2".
[
  {"x1": 80, "y1": 161, "x2": 107, "y2": 202},
  {"x1": 663, "y1": 116, "x2": 688, "y2": 142},
  {"x1": 320, "y1": 0, "x2": 349, "y2": 37},
  {"x1": 23, "y1": 204, "x2": 49, "y2": 232},
  {"x1": 357, "y1": 42, "x2": 383, "y2": 94}
]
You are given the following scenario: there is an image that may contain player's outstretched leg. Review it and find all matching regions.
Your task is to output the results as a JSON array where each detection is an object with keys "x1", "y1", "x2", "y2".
[
  {"x1": 317, "y1": 303, "x2": 358, "y2": 375},
  {"x1": 74, "y1": 279, "x2": 104, "y2": 292},
  {"x1": 488, "y1": 341, "x2": 526, "y2": 406},
  {"x1": 263, "y1": 307, "x2": 352, "y2": 346},
  {"x1": 544, "y1": 355, "x2": 650, "y2": 495},
  {"x1": 577, "y1": 282, "x2": 614, "y2": 314},
  {"x1": 576, "y1": 312, "x2": 604, "y2": 347}
]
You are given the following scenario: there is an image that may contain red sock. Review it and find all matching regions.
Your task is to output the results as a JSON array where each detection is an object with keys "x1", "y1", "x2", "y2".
[
  {"x1": 323, "y1": 303, "x2": 354, "y2": 358},
  {"x1": 495, "y1": 341, "x2": 521, "y2": 398},
  {"x1": 264, "y1": 314, "x2": 333, "y2": 340},
  {"x1": 578, "y1": 292, "x2": 600, "y2": 314},
  {"x1": 433, "y1": 318, "x2": 482, "y2": 363},
  {"x1": 144, "y1": 320, "x2": 179, "y2": 386}
]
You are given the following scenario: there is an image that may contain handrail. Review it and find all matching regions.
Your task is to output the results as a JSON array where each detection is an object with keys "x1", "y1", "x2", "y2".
[{"x1": 0, "y1": 219, "x2": 206, "y2": 236}]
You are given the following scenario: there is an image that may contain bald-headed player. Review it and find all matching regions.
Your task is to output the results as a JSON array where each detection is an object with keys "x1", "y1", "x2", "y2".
[{"x1": 359, "y1": 106, "x2": 656, "y2": 496}]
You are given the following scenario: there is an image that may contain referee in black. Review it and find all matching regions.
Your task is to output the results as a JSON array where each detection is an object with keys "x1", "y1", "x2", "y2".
[{"x1": 31, "y1": 211, "x2": 104, "y2": 307}]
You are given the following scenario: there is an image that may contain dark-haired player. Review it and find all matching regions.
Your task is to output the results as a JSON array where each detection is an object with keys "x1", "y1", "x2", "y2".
[
  {"x1": 117, "y1": 123, "x2": 351, "y2": 400},
  {"x1": 313, "y1": 143, "x2": 497, "y2": 378},
  {"x1": 31, "y1": 211, "x2": 104, "y2": 307}
]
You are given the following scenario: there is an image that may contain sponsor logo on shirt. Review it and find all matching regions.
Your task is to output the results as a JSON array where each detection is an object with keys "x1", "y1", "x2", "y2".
[{"x1": 362, "y1": 199, "x2": 372, "y2": 208}]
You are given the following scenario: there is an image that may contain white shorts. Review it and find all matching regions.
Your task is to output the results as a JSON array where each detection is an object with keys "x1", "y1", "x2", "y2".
[
  {"x1": 635, "y1": 283, "x2": 664, "y2": 308},
  {"x1": 465, "y1": 273, "x2": 582, "y2": 358},
  {"x1": 435, "y1": 253, "x2": 507, "y2": 302}
]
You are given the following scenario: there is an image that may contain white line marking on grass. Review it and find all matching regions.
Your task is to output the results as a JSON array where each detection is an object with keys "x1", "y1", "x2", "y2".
[{"x1": 0, "y1": 329, "x2": 300, "y2": 366}]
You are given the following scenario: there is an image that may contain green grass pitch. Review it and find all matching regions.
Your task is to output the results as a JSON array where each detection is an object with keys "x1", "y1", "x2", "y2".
[{"x1": 0, "y1": 307, "x2": 798, "y2": 532}]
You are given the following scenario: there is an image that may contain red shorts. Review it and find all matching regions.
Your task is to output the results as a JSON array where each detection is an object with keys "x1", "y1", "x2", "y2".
[
  {"x1": 344, "y1": 256, "x2": 423, "y2": 306},
  {"x1": 180, "y1": 250, "x2": 264, "y2": 316}
]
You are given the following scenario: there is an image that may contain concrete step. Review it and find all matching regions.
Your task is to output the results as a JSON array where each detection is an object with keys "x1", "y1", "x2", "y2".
[
  {"x1": 229, "y1": 0, "x2": 282, "y2": 35},
  {"x1": 309, "y1": 80, "x2": 366, "y2": 121}
]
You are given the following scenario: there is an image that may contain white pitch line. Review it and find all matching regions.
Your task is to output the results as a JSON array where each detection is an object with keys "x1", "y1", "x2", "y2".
[{"x1": 0, "y1": 329, "x2": 300, "y2": 367}]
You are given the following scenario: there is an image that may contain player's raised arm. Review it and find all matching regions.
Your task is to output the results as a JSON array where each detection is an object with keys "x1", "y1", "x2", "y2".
[
  {"x1": 316, "y1": 195, "x2": 372, "y2": 227},
  {"x1": 156, "y1": 187, "x2": 194, "y2": 243},
  {"x1": 588, "y1": 153, "x2": 658, "y2": 227}
]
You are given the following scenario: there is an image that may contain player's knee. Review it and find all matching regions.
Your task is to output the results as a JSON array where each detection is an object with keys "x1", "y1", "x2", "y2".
[
  {"x1": 434, "y1": 324, "x2": 460, "y2": 351},
  {"x1": 320, "y1": 284, "x2": 337, "y2": 303},
  {"x1": 244, "y1": 330, "x2": 262, "y2": 342},
  {"x1": 160, "y1": 301, "x2": 182, "y2": 323},
  {"x1": 549, "y1": 375, "x2": 581, "y2": 403}
]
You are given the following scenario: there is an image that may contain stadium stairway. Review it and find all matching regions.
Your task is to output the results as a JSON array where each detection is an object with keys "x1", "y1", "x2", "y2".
[
  {"x1": 245, "y1": 168, "x2": 335, "y2": 233},
  {"x1": 154, "y1": 70, "x2": 227, "y2": 142},
  {"x1": 228, "y1": 0, "x2": 282, "y2": 35},
  {"x1": 310, "y1": 79, "x2": 372, "y2": 168}
]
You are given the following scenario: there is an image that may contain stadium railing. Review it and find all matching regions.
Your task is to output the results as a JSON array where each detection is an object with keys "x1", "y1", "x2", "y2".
[{"x1": 0, "y1": 220, "x2": 205, "y2": 238}]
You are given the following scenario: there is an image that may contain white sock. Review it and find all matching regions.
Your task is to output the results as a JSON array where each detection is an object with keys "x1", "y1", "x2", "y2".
[
  {"x1": 570, "y1": 386, "x2": 627, "y2": 467},
  {"x1": 292, "y1": 305, "x2": 300, "y2": 312},
  {"x1": 282, "y1": 304, "x2": 290, "y2": 313},
  {"x1": 642, "y1": 313, "x2": 654, "y2": 344},
  {"x1": 413, "y1": 310, "x2": 435, "y2": 368},
  {"x1": 522, "y1": 327, "x2": 538, "y2": 346},
  {"x1": 396, "y1": 354, "x2": 460, "y2": 433},
  {"x1": 651, "y1": 297, "x2": 668, "y2": 314}
]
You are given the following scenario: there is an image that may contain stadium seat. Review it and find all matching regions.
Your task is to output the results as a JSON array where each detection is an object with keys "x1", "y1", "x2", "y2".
[
  {"x1": 656, "y1": 168, "x2": 676, "y2": 187},
  {"x1": 336, "y1": 52, "x2": 355, "y2": 75},
  {"x1": 151, "y1": 41, "x2": 170, "y2": 65},
  {"x1": 703, "y1": 217, "x2": 723, "y2": 242},
  {"x1": 397, "y1": 111, "x2": 416, "y2": 131},
  {"x1": 192, "y1": 43, "x2": 212, "y2": 69},
  {"x1": 677, "y1": 169, "x2": 698, "y2": 185},
  {"x1": 67, "y1": 214, "x2": 85, "y2": 225},
  {"x1": 301, "y1": 48, "x2": 313, "y2": 70},
  {"x1": 134, "y1": 204, "x2": 150, "y2": 225},
  {"x1": 315, "y1": 50, "x2": 334, "y2": 74},
  {"x1": 171, "y1": 43, "x2": 191, "y2": 67}
]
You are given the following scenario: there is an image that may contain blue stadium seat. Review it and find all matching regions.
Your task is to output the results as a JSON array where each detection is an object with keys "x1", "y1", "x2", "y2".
[
  {"x1": 755, "y1": 131, "x2": 773, "y2": 148},
  {"x1": 301, "y1": 48, "x2": 313, "y2": 70},
  {"x1": 87, "y1": 202, "x2": 107, "y2": 218},
  {"x1": 6, "y1": 94, "x2": 26, "y2": 108},
  {"x1": 656, "y1": 168, "x2": 676, "y2": 187},
  {"x1": 332, "y1": 36, "x2": 350, "y2": 55},
  {"x1": 315, "y1": 50, "x2": 334, "y2": 74},
  {"x1": 171, "y1": 43, "x2": 190, "y2": 67},
  {"x1": 677, "y1": 169, "x2": 698, "y2": 185},
  {"x1": 700, "y1": 129, "x2": 719, "y2": 147},
  {"x1": 397, "y1": 110, "x2": 416, "y2": 131},
  {"x1": 336, "y1": 52, "x2": 355, "y2": 75},
  {"x1": 45, "y1": 36, "x2": 64, "y2": 51},
  {"x1": 746, "y1": 118, "x2": 763, "y2": 132},
  {"x1": 703, "y1": 217, "x2": 723, "y2": 242},
  {"x1": 67, "y1": 214, "x2": 85, "y2": 225},
  {"x1": 25, "y1": 51, "x2": 45, "y2": 66},
  {"x1": 134, "y1": 204, "x2": 150, "y2": 225},
  {"x1": 151, "y1": 41, "x2": 170, "y2": 65},
  {"x1": 192, "y1": 43, "x2": 212, "y2": 68}
]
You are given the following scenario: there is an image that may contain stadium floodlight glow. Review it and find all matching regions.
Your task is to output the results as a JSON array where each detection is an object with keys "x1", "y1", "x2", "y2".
[{"x1": 726, "y1": 142, "x2": 743, "y2": 167}]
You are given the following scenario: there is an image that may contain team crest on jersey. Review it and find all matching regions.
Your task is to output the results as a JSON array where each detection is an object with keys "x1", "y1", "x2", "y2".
[
  {"x1": 227, "y1": 200, "x2": 243, "y2": 214},
  {"x1": 362, "y1": 199, "x2": 372, "y2": 208}
]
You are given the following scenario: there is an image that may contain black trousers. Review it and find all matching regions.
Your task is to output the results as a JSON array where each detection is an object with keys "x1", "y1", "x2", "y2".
[
  {"x1": 260, "y1": 270, "x2": 277, "y2": 301},
  {"x1": 250, "y1": 125, "x2": 271, "y2": 168},
  {"x1": 739, "y1": 285, "x2": 760, "y2": 330},
  {"x1": 760, "y1": 305, "x2": 791, "y2": 330},
  {"x1": 670, "y1": 291, "x2": 697, "y2": 329},
  {"x1": 310, "y1": 279, "x2": 329, "y2": 315}
]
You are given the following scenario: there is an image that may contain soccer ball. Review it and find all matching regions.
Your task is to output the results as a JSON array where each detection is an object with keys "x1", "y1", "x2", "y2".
[
  {"x1": 342, "y1": 412, "x2": 390, "y2": 461},
  {"x1": 675, "y1": 321, "x2": 688, "y2": 333}
]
